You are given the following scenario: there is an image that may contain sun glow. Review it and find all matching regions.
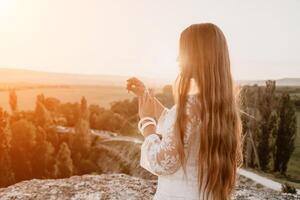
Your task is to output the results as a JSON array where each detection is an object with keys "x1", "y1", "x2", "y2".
[{"x1": 0, "y1": 0, "x2": 16, "y2": 18}]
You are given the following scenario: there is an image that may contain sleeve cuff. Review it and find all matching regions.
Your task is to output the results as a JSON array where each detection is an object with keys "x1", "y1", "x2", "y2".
[{"x1": 140, "y1": 134, "x2": 160, "y2": 176}]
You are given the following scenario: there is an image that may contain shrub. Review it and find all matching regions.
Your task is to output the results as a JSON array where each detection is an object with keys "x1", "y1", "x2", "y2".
[{"x1": 281, "y1": 183, "x2": 297, "y2": 194}]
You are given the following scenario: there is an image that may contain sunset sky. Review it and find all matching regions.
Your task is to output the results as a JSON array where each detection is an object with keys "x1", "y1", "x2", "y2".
[{"x1": 0, "y1": 0, "x2": 299, "y2": 82}]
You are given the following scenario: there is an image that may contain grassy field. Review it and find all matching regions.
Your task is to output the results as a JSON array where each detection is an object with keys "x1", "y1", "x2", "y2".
[
  {"x1": 0, "y1": 85, "x2": 134, "y2": 111},
  {"x1": 249, "y1": 111, "x2": 300, "y2": 189}
]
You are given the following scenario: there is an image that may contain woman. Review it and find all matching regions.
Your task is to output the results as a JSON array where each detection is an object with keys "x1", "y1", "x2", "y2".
[{"x1": 126, "y1": 23, "x2": 242, "y2": 200}]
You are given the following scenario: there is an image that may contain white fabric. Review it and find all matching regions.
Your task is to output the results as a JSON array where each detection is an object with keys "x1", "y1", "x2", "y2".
[{"x1": 140, "y1": 94, "x2": 206, "y2": 200}]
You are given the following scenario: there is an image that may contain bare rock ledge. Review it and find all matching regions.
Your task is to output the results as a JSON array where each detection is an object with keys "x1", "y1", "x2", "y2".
[{"x1": 0, "y1": 174, "x2": 298, "y2": 200}]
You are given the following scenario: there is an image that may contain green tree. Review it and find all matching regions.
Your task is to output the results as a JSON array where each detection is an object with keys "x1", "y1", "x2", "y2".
[
  {"x1": 54, "y1": 142, "x2": 73, "y2": 178},
  {"x1": 0, "y1": 147, "x2": 15, "y2": 187},
  {"x1": 80, "y1": 97, "x2": 89, "y2": 120},
  {"x1": 93, "y1": 110, "x2": 123, "y2": 131},
  {"x1": 273, "y1": 92, "x2": 297, "y2": 174},
  {"x1": 10, "y1": 119, "x2": 36, "y2": 181},
  {"x1": 70, "y1": 97, "x2": 91, "y2": 151},
  {"x1": 44, "y1": 97, "x2": 60, "y2": 112},
  {"x1": 35, "y1": 94, "x2": 53, "y2": 127},
  {"x1": 32, "y1": 127, "x2": 55, "y2": 178},
  {"x1": 69, "y1": 97, "x2": 92, "y2": 174},
  {"x1": 73, "y1": 119, "x2": 91, "y2": 153},
  {"x1": 110, "y1": 98, "x2": 138, "y2": 117},
  {"x1": 256, "y1": 80, "x2": 279, "y2": 171},
  {"x1": 109, "y1": 98, "x2": 139, "y2": 135},
  {"x1": 240, "y1": 85, "x2": 261, "y2": 168},
  {"x1": 59, "y1": 102, "x2": 80, "y2": 126},
  {"x1": 0, "y1": 108, "x2": 15, "y2": 187},
  {"x1": 155, "y1": 85, "x2": 174, "y2": 109},
  {"x1": 35, "y1": 101, "x2": 52, "y2": 127},
  {"x1": 9, "y1": 90, "x2": 18, "y2": 112}
]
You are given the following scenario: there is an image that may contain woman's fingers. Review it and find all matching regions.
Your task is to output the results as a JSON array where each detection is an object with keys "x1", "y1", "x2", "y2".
[
  {"x1": 127, "y1": 81, "x2": 142, "y2": 90},
  {"x1": 127, "y1": 77, "x2": 143, "y2": 87},
  {"x1": 126, "y1": 82, "x2": 137, "y2": 91},
  {"x1": 127, "y1": 82, "x2": 144, "y2": 96},
  {"x1": 127, "y1": 77, "x2": 144, "y2": 87}
]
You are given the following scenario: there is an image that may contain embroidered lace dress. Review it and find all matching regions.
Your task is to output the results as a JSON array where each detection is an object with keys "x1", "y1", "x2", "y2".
[{"x1": 140, "y1": 94, "x2": 203, "y2": 200}]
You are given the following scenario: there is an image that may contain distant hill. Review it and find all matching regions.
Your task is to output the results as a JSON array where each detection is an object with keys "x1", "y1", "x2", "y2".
[
  {"x1": 0, "y1": 68, "x2": 166, "y2": 87},
  {"x1": 276, "y1": 78, "x2": 300, "y2": 86},
  {"x1": 0, "y1": 68, "x2": 299, "y2": 87},
  {"x1": 237, "y1": 78, "x2": 300, "y2": 86}
]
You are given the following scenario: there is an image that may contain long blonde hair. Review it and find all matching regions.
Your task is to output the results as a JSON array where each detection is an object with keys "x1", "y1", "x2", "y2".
[{"x1": 174, "y1": 23, "x2": 242, "y2": 200}]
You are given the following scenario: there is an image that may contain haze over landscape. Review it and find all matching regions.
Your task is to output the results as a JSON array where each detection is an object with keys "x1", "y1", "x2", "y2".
[
  {"x1": 0, "y1": 68, "x2": 299, "y2": 87},
  {"x1": 0, "y1": 68, "x2": 300, "y2": 87},
  {"x1": 0, "y1": 0, "x2": 299, "y2": 82}
]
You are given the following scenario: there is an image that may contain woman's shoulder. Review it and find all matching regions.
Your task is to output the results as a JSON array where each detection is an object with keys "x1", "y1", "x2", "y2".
[
  {"x1": 174, "y1": 93, "x2": 200, "y2": 109},
  {"x1": 186, "y1": 93, "x2": 200, "y2": 108}
]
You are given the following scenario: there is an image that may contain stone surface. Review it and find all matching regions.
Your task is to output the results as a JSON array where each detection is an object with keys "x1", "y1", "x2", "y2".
[{"x1": 0, "y1": 173, "x2": 299, "y2": 200}]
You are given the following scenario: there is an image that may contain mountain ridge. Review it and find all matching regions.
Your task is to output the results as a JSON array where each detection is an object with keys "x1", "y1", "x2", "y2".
[
  {"x1": 0, "y1": 68, "x2": 166, "y2": 87},
  {"x1": 0, "y1": 68, "x2": 299, "y2": 86}
]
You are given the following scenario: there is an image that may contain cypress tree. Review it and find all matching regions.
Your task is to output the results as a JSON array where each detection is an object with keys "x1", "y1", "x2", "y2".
[
  {"x1": 256, "y1": 80, "x2": 279, "y2": 171},
  {"x1": 0, "y1": 108, "x2": 15, "y2": 187},
  {"x1": 273, "y1": 92, "x2": 297, "y2": 174},
  {"x1": 54, "y1": 142, "x2": 73, "y2": 178}
]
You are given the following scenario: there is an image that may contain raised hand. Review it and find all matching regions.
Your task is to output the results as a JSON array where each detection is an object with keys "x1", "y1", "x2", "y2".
[
  {"x1": 126, "y1": 77, "x2": 146, "y2": 97},
  {"x1": 127, "y1": 77, "x2": 166, "y2": 120}
]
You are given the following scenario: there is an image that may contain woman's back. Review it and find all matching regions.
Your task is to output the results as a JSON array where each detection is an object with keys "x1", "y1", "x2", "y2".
[{"x1": 135, "y1": 23, "x2": 242, "y2": 200}]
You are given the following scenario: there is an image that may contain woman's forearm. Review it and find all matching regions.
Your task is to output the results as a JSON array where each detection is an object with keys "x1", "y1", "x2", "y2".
[{"x1": 142, "y1": 124, "x2": 157, "y2": 137}]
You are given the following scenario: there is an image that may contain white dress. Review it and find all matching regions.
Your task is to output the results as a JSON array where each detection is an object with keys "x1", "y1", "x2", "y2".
[{"x1": 140, "y1": 94, "x2": 204, "y2": 200}]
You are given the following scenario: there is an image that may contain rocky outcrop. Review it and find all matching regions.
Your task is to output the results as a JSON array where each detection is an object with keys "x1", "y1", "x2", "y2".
[
  {"x1": 0, "y1": 174, "x2": 156, "y2": 200},
  {"x1": 0, "y1": 174, "x2": 298, "y2": 200}
]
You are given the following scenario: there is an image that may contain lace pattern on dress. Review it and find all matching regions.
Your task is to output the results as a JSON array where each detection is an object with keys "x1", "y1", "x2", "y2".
[{"x1": 140, "y1": 95, "x2": 200, "y2": 176}]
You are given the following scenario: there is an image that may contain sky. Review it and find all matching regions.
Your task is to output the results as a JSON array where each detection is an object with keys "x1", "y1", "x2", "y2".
[{"x1": 0, "y1": 0, "x2": 299, "y2": 82}]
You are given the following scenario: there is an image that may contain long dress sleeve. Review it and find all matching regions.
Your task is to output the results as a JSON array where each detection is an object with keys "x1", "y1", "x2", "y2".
[
  {"x1": 140, "y1": 106, "x2": 181, "y2": 176},
  {"x1": 140, "y1": 95, "x2": 201, "y2": 176}
]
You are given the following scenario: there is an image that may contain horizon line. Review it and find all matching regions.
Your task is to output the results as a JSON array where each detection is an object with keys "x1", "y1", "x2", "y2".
[{"x1": 0, "y1": 67, "x2": 299, "y2": 82}]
